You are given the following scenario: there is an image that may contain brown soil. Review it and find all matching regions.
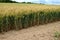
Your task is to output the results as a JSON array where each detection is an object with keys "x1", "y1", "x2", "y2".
[{"x1": 0, "y1": 21, "x2": 60, "y2": 40}]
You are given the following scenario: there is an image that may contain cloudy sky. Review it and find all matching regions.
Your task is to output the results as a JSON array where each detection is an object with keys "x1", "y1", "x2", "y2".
[{"x1": 13, "y1": 0, "x2": 60, "y2": 4}]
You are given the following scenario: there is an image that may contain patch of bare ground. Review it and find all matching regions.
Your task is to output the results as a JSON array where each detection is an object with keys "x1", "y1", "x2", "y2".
[{"x1": 0, "y1": 21, "x2": 60, "y2": 40}]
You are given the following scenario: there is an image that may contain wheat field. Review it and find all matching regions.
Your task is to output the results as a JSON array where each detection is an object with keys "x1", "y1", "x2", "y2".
[{"x1": 0, "y1": 3, "x2": 60, "y2": 33}]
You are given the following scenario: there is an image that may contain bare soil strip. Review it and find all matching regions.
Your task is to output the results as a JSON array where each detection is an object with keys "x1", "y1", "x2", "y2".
[{"x1": 0, "y1": 21, "x2": 60, "y2": 40}]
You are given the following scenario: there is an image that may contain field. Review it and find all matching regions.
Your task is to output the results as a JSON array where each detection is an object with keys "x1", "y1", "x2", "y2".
[{"x1": 0, "y1": 3, "x2": 60, "y2": 33}]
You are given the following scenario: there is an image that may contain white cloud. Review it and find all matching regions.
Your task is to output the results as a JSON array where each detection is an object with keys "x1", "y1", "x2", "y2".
[
  {"x1": 13, "y1": 0, "x2": 33, "y2": 2},
  {"x1": 13, "y1": 0, "x2": 25, "y2": 2},
  {"x1": 45, "y1": 0, "x2": 51, "y2": 4},
  {"x1": 13, "y1": 0, "x2": 60, "y2": 4},
  {"x1": 45, "y1": 0, "x2": 60, "y2": 4},
  {"x1": 13, "y1": 0, "x2": 39, "y2": 2}
]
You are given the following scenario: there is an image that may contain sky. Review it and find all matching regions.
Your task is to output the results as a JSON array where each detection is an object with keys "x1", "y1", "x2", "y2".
[{"x1": 13, "y1": 0, "x2": 60, "y2": 5}]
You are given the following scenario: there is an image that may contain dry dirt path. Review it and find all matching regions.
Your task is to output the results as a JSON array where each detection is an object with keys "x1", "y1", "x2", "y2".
[{"x1": 0, "y1": 21, "x2": 60, "y2": 40}]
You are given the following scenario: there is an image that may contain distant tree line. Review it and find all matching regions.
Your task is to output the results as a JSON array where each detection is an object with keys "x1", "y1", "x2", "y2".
[
  {"x1": 21, "y1": 2, "x2": 45, "y2": 4},
  {"x1": 0, "y1": 0, "x2": 17, "y2": 3},
  {"x1": 0, "y1": 0, "x2": 45, "y2": 4},
  {"x1": 21, "y1": 2, "x2": 34, "y2": 4}
]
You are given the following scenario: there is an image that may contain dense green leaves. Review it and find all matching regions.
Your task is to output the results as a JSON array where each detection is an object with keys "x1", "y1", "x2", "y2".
[
  {"x1": 0, "y1": 0, "x2": 17, "y2": 3},
  {"x1": 0, "y1": 10, "x2": 60, "y2": 33}
]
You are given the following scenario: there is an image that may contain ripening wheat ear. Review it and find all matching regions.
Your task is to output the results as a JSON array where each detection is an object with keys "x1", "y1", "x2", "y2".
[{"x1": 0, "y1": 3, "x2": 60, "y2": 33}]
